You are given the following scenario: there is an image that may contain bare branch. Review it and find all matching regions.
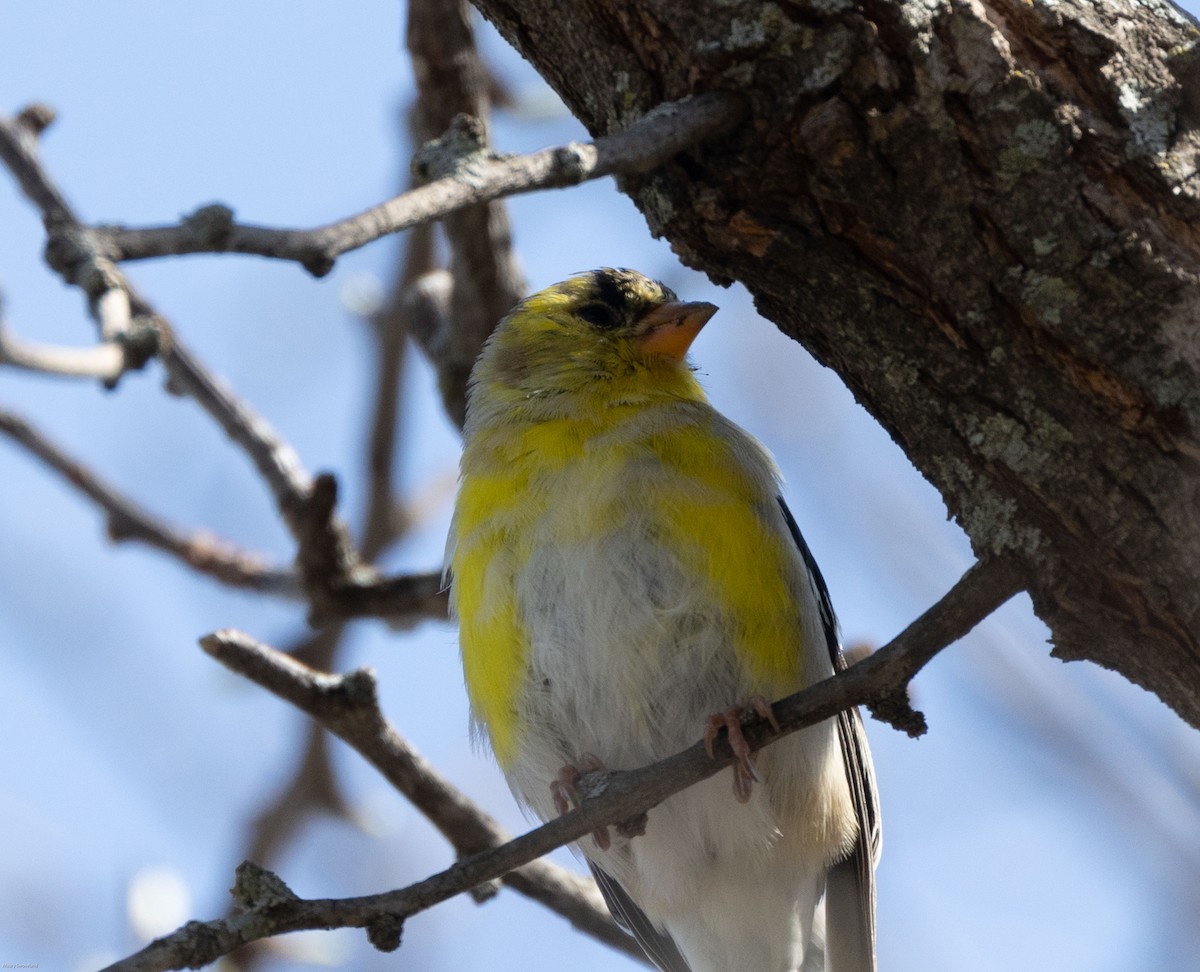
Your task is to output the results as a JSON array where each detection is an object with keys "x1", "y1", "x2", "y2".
[
  {"x1": 0, "y1": 283, "x2": 139, "y2": 382},
  {"x1": 104, "y1": 556, "x2": 1022, "y2": 972},
  {"x1": 857, "y1": 557, "x2": 1028, "y2": 734},
  {"x1": 0, "y1": 108, "x2": 367, "y2": 583},
  {"x1": 218, "y1": 622, "x2": 357, "y2": 972},
  {"x1": 359, "y1": 216, "x2": 435, "y2": 555},
  {"x1": 314, "y1": 569, "x2": 448, "y2": 626},
  {"x1": 78, "y1": 91, "x2": 745, "y2": 278},
  {"x1": 219, "y1": 212, "x2": 437, "y2": 972},
  {"x1": 288, "y1": 474, "x2": 448, "y2": 625},
  {"x1": 215, "y1": 114, "x2": 453, "y2": 967},
  {"x1": 0, "y1": 409, "x2": 298, "y2": 596},
  {"x1": 408, "y1": 0, "x2": 526, "y2": 427},
  {"x1": 0, "y1": 112, "x2": 156, "y2": 382},
  {"x1": 157, "y1": 335, "x2": 317, "y2": 534},
  {"x1": 0, "y1": 323, "x2": 127, "y2": 382},
  {"x1": 196, "y1": 626, "x2": 642, "y2": 962},
  {"x1": 0, "y1": 409, "x2": 445, "y2": 617},
  {"x1": 0, "y1": 103, "x2": 72, "y2": 221}
]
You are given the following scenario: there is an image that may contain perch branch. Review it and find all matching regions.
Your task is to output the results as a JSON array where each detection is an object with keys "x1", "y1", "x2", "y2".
[
  {"x1": 104, "y1": 556, "x2": 1023, "y2": 972},
  {"x1": 195, "y1": 625, "x2": 640, "y2": 959}
]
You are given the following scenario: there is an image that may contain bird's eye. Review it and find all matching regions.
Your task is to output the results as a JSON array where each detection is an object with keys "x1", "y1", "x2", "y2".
[{"x1": 578, "y1": 302, "x2": 619, "y2": 329}]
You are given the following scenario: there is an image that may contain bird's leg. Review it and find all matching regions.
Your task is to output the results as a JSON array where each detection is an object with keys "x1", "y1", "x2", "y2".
[
  {"x1": 550, "y1": 752, "x2": 612, "y2": 850},
  {"x1": 704, "y1": 695, "x2": 781, "y2": 804}
]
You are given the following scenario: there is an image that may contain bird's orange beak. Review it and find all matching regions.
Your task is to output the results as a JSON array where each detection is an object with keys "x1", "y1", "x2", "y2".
[{"x1": 635, "y1": 300, "x2": 718, "y2": 361}]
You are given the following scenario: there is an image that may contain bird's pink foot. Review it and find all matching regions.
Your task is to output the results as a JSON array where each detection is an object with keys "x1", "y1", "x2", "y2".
[
  {"x1": 550, "y1": 753, "x2": 611, "y2": 850},
  {"x1": 704, "y1": 696, "x2": 780, "y2": 803}
]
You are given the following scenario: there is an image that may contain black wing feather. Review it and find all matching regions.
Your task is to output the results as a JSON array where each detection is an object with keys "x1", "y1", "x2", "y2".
[
  {"x1": 590, "y1": 863, "x2": 692, "y2": 972},
  {"x1": 777, "y1": 497, "x2": 880, "y2": 972}
]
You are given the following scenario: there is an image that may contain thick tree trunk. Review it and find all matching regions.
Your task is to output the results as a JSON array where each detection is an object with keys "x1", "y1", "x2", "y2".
[{"x1": 471, "y1": 0, "x2": 1200, "y2": 725}]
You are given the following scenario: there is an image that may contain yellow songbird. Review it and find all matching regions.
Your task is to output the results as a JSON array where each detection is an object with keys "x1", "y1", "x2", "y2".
[{"x1": 448, "y1": 268, "x2": 880, "y2": 972}]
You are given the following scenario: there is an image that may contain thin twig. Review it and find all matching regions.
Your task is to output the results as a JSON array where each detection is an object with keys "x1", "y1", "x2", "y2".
[
  {"x1": 858, "y1": 557, "x2": 1028, "y2": 734},
  {"x1": 0, "y1": 112, "x2": 147, "y2": 378},
  {"x1": 218, "y1": 622, "x2": 354, "y2": 972},
  {"x1": 407, "y1": 0, "x2": 526, "y2": 428},
  {"x1": 81, "y1": 91, "x2": 746, "y2": 277},
  {"x1": 0, "y1": 407, "x2": 445, "y2": 615},
  {"x1": 316, "y1": 569, "x2": 448, "y2": 625},
  {"x1": 0, "y1": 290, "x2": 134, "y2": 381},
  {"x1": 0, "y1": 409, "x2": 298, "y2": 596},
  {"x1": 218, "y1": 145, "x2": 441, "y2": 972},
  {"x1": 0, "y1": 324, "x2": 128, "y2": 381},
  {"x1": 104, "y1": 556, "x2": 1024, "y2": 972},
  {"x1": 156, "y1": 335, "x2": 317, "y2": 536},
  {"x1": 0, "y1": 105, "x2": 366, "y2": 583},
  {"x1": 360, "y1": 217, "x2": 435, "y2": 555},
  {"x1": 0, "y1": 103, "x2": 71, "y2": 220}
]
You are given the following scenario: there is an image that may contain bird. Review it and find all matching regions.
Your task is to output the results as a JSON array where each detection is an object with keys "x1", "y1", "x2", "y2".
[{"x1": 447, "y1": 268, "x2": 880, "y2": 972}]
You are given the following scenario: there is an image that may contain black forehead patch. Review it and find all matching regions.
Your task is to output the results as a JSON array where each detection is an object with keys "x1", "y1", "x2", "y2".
[
  {"x1": 589, "y1": 268, "x2": 676, "y2": 315},
  {"x1": 592, "y1": 268, "x2": 630, "y2": 313}
]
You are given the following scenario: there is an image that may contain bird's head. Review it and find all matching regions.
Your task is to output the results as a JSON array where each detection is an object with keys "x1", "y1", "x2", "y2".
[{"x1": 474, "y1": 268, "x2": 718, "y2": 401}]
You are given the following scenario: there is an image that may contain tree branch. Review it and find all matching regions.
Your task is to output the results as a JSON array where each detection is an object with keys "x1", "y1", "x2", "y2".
[
  {"x1": 0, "y1": 104, "x2": 372, "y2": 599},
  {"x1": 359, "y1": 216, "x2": 434, "y2": 556},
  {"x1": 104, "y1": 555, "x2": 1023, "y2": 972},
  {"x1": 157, "y1": 335, "x2": 319, "y2": 540},
  {"x1": 407, "y1": 0, "x2": 526, "y2": 427},
  {"x1": 0, "y1": 408, "x2": 448, "y2": 618},
  {"x1": 0, "y1": 409, "x2": 298, "y2": 596},
  {"x1": 75, "y1": 91, "x2": 745, "y2": 278},
  {"x1": 313, "y1": 569, "x2": 448, "y2": 626},
  {"x1": 0, "y1": 327, "x2": 128, "y2": 381},
  {"x1": 0, "y1": 102, "x2": 71, "y2": 221},
  {"x1": 0, "y1": 109, "x2": 315, "y2": 502},
  {"x1": 0, "y1": 292, "x2": 131, "y2": 381},
  {"x1": 219, "y1": 137, "x2": 441, "y2": 972},
  {"x1": 0, "y1": 111, "x2": 155, "y2": 382},
  {"x1": 193, "y1": 628, "x2": 644, "y2": 967}
]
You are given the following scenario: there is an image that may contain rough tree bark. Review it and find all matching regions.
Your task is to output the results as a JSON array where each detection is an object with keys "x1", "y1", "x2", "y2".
[{"x1": 469, "y1": 0, "x2": 1200, "y2": 726}]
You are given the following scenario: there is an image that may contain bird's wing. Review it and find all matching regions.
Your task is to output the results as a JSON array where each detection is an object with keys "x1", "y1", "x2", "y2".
[
  {"x1": 589, "y1": 863, "x2": 693, "y2": 972},
  {"x1": 777, "y1": 497, "x2": 881, "y2": 972}
]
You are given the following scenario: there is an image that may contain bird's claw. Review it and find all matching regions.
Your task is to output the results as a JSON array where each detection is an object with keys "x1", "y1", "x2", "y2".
[
  {"x1": 551, "y1": 753, "x2": 611, "y2": 850},
  {"x1": 704, "y1": 696, "x2": 779, "y2": 804}
]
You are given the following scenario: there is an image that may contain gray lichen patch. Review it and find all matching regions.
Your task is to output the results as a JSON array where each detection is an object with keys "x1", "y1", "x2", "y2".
[
  {"x1": 1020, "y1": 271, "x2": 1079, "y2": 327},
  {"x1": 1117, "y1": 79, "x2": 1175, "y2": 158},
  {"x1": 997, "y1": 119, "x2": 1066, "y2": 186}
]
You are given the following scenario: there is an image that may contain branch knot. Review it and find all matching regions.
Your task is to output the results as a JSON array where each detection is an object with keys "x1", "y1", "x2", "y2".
[
  {"x1": 411, "y1": 114, "x2": 492, "y2": 182},
  {"x1": 230, "y1": 861, "x2": 299, "y2": 912},
  {"x1": 184, "y1": 203, "x2": 235, "y2": 247},
  {"x1": 365, "y1": 913, "x2": 405, "y2": 952}
]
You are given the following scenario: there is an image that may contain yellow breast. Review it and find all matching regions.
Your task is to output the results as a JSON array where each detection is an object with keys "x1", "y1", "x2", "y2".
[{"x1": 450, "y1": 370, "x2": 808, "y2": 767}]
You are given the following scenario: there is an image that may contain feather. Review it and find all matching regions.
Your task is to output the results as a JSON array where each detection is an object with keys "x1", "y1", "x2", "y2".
[
  {"x1": 590, "y1": 863, "x2": 693, "y2": 972},
  {"x1": 778, "y1": 497, "x2": 881, "y2": 971}
]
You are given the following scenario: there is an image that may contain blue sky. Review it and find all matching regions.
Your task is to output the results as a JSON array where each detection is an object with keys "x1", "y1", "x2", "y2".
[{"x1": 2, "y1": 3, "x2": 1199, "y2": 970}]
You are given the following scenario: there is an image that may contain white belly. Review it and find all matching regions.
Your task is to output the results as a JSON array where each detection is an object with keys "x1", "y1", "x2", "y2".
[{"x1": 499, "y1": 480, "x2": 852, "y2": 972}]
